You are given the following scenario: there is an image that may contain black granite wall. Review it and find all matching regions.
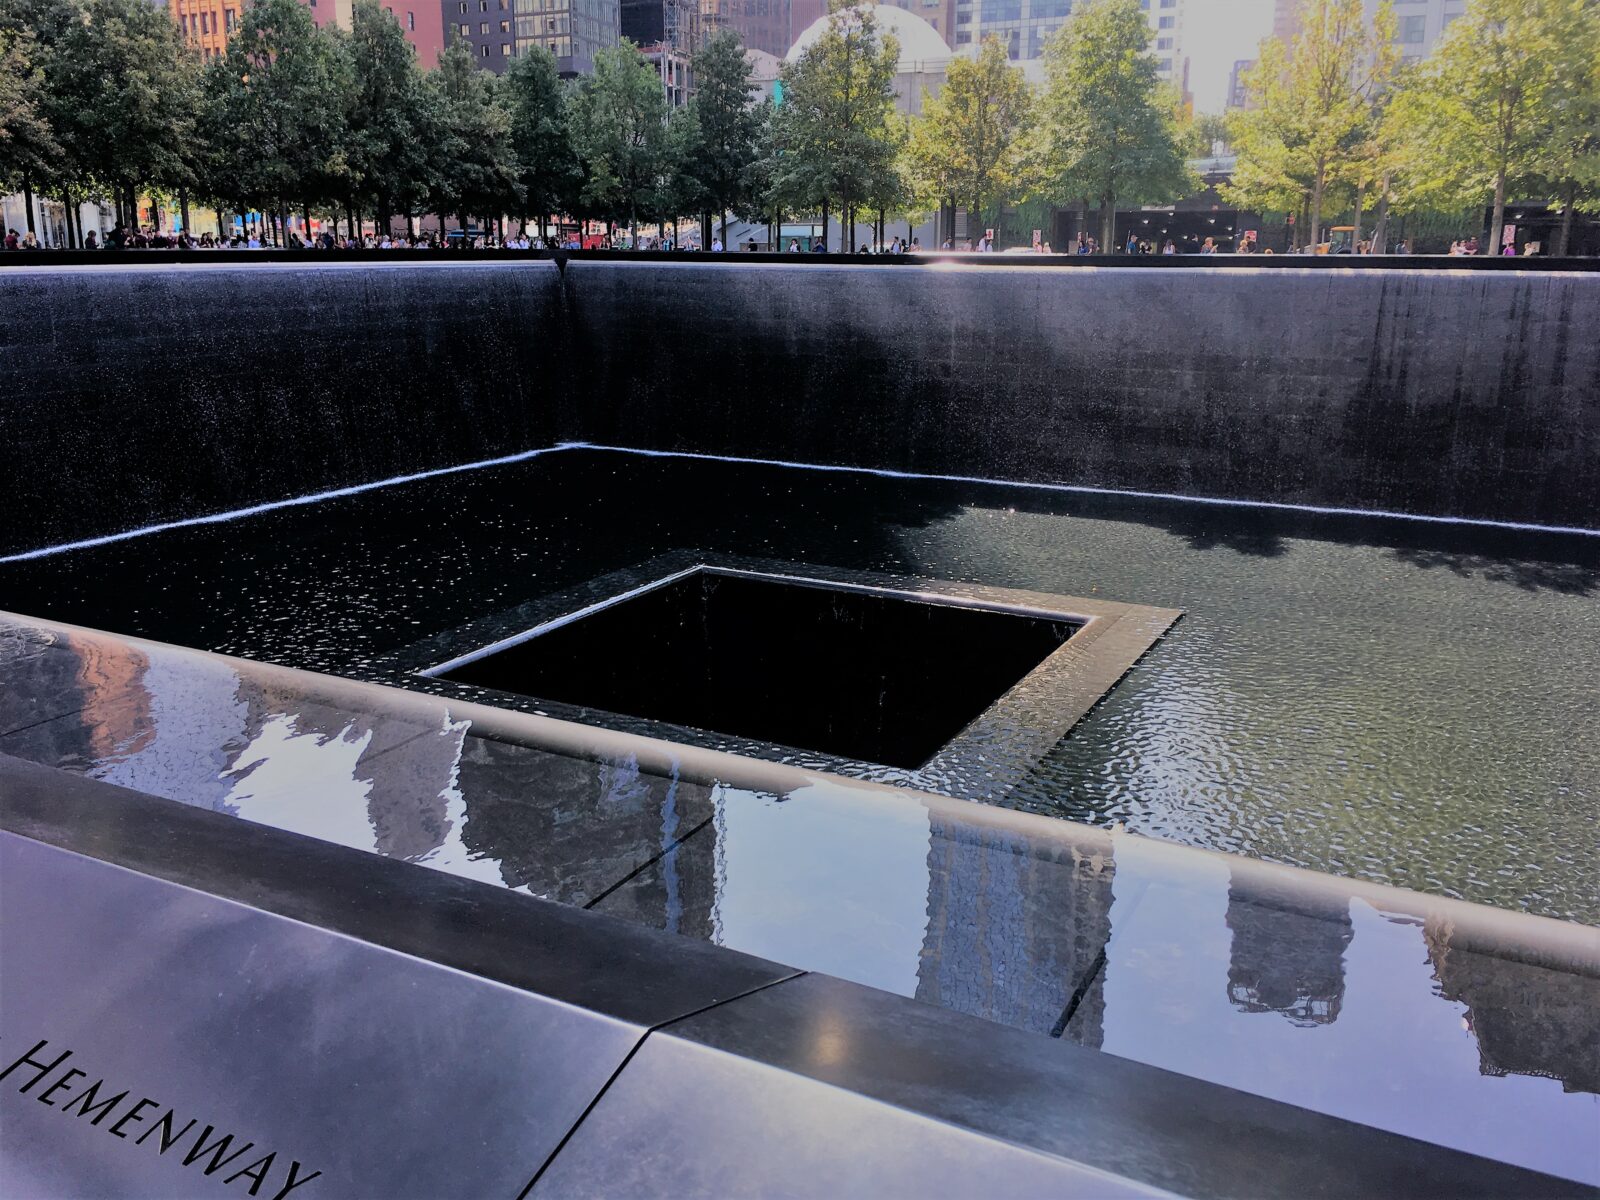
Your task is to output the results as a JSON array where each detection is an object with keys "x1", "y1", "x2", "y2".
[
  {"x1": 3, "y1": 258, "x2": 1596, "y2": 558},
  {"x1": 561, "y1": 260, "x2": 1600, "y2": 529},
  {"x1": 0, "y1": 261, "x2": 567, "y2": 555}
]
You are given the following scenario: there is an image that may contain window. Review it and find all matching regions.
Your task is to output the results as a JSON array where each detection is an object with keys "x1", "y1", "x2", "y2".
[
  {"x1": 480, "y1": 21, "x2": 489, "y2": 32},
  {"x1": 500, "y1": 19, "x2": 509, "y2": 30},
  {"x1": 955, "y1": 9, "x2": 969, "y2": 20},
  {"x1": 1158, "y1": 14, "x2": 1173, "y2": 27},
  {"x1": 1398, "y1": 14, "x2": 1425, "y2": 41},
  {"x1": 408, "y1": 10, "x2": 415, "y2": 27},
  {"x1": 459, "y1": 2, "x2": 466, "y2": 10},
  {"x1": 1160, "y1": 0, "x2": 1175, "y2": 6},
  {"x1": 480, "y1": 42, "x2": 490, "y2": 54},
  {"x1": 460, "y1": 22, "x2": 470, "y2": 34},
  {"x1": 1156, "y1": 35, "x2": 1171, "y2": 47},
  {"x1": 955, "y1": 29, "x2": 971, "y2": 42},
  {"x1": 200, "y1": 11, "x2": 209, "y2": 32},
  {"x1": 1156, "y1": 57, "x2": 1170, "y2": 71},
  {"x1": 225, "y1": 9, "x2": 235, "y2": 29}
]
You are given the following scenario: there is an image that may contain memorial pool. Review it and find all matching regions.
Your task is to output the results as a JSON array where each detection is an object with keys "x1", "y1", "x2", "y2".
[{"x1": 3, "y1": 444, "x2": 1595, "y2": 925}]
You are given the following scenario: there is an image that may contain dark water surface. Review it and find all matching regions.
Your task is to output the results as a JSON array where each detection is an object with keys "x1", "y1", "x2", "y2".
[{"x1": 4, "y1": 447, "x2": 1596, "y2": 924}]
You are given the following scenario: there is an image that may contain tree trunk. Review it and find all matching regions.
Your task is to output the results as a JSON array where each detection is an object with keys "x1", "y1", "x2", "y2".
[
  {"x1": 1310, "y1": 162, "x2": 1326, "y2": 248},
  {"x1": 820, "y1": 199, "x2": 829, "y2": 251},
  {"x1": 1488, "y1": 168, "x2": 1506, "y2": 256},
  {"x1": 719, "y1": 208, "x2": 727, "y2": 248},
  {"x1": 180, "y1": 189, "x2": 192, "y2": 236},
  {"x1": 1371, "y1": 186, "x2": 1390, "y2": 255},
  {"x1": 1352, "y1": 182, "x2": 1365, "y2": 248},
  {"x1": 22, "y1": 176, "x2": 36, "y2": 236},
  {"x1": 1098, "y1": 197, "x2": 1114, "y2": 252},
  {"x1": 1555, "y1": 184, "x2": 1576, "y2": 257}
]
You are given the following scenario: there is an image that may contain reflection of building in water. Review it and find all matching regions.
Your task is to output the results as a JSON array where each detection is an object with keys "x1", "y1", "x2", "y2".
[
  {"x1": 458, "y1": 742, "x2": 710, "y2": 906},
  {"x1": 1425, "y1": 917, "x2": 1600, "y2": 1096},
  {"x1": 1225, "y1": 881, "x2": 1352, "y2": 1027},
  {"x1": 917, "y1": 816, "x2": 1115, "y2": 1042}
]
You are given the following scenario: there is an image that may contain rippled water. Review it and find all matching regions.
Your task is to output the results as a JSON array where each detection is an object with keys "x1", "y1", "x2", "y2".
[{"x1": 3, "y1": 448, "x2": 1596, "y2": 923}]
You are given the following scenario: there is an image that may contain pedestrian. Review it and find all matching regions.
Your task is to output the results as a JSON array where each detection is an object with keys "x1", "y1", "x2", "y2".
[
  {"x1": 1200, "y1": 237, "x2": 1217, "y2": 254},
  {"x1": 1162, "y1": 239, "x2": 1176, "y2": 255},
  {"x1": 711, "y1": 236, "x2": 723, "y2": 252},
  {"x1": 85, "y1": 230, "x2": 99, "y2": 250},
  {"x1": 3, "y1": 229, "x2": 17, "y2": 250},
  {"x1": 811, "y1": 239, "x2": 827, "y2": 253},
  {"x1": 909, "y1": 239, "x2": 921, "y2": 252}
]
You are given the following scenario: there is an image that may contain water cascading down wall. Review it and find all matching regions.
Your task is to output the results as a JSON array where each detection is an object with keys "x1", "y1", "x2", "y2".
[{"x1": 2, "y1": 257, "x2": 1596, "y2": 556}]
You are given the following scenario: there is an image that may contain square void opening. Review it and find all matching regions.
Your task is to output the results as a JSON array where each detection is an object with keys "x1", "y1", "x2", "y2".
[{"x1": 437, "y1": 569, "x2": 1080, "y2": 769}]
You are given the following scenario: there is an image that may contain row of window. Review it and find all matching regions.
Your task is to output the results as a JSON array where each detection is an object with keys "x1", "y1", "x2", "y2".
[{"x1": 179, "y1": 8, "x2": 236, "y2": 37}]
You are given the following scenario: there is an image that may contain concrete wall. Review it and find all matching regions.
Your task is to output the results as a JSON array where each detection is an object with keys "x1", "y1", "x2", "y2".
[
  {"x1": 2, "y1": 258, "x2": 1596, "y2": 557},
  {"x1": 0, "y1": 261, "x2": 568, "y2": 554}
]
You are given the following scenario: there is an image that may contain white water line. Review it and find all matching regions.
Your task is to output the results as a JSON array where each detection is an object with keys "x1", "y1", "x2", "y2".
[
  {"x1": 3, "y1": 440, "x2": 1594, "y2": 564},
  {"x1": 0, "y1": 446, "x2": 565, "y2": 563},
  {"x1": 558, "y1": 443, "x2": 1600, "y2": 538}
]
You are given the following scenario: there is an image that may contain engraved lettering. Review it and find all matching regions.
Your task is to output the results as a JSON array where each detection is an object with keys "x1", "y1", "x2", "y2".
[
  {"x1": 224, "y1": 1151, "x2": 277, "y2": 1195},
  {"x1": 136, "y1": 1110, "x2": 198, "y2": 1153},
  {"x1": 62, "y1": 1081, "x2": 129, "y2": 1125},
  {"x1": 182, "y1": 1126, "x2": 255, "y2": 1176},
  {"x1": 36, "y1": 1067, "x2": 87, "y2": 1107},
  {"x1": 109, "y1": 1097, "x2": 160, "y2": 1139},
  {"x1": 273, "y1": 1161, "x2": 323, "y2": 1200},
  {"x1": 0, "y1": 1039, "x2": 72, "y2": 1092}
]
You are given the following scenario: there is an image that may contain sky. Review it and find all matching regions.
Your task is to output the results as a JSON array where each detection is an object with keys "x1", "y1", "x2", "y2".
[{"x1": 1184, "y1": 0, "x2": 1274, "y2": 112}]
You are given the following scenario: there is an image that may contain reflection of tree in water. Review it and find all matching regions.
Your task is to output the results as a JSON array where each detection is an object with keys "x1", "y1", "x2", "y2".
[
  {"x1": 918, "y1": 816, "x2": 1116, "y2": 1043},
  {"x1": 1225, "y1": 880, "x2": 1352, "y2": 1027},
  {"x1": 1425, "y1": 916, "x2": 1600, "y2": 1096}
]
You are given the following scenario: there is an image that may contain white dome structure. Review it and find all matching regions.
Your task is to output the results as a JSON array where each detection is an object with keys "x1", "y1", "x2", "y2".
[
  {"x1": 786, "y1": 3, "x2": 955, "y2": 72},
  {"x1": 784, "y1": 3, "x2": 954, "y2": 115}
]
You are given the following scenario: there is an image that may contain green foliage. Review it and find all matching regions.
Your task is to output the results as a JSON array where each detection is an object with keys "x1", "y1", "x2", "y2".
[
  {"x1": 0, "y1": 27, "x2": 58, "y2": 190},
  {"x1": 429, "y1": 42, "x2": 517, "y2": 221},
  {"x1": 343, "y1": 0, "x2": 434, "y2": 221},
  {"x1": 572, "y1": 40, "x2": 670, "y2": 233},
  {"x1": 505, "y1": 44, "x2": 580, "y2": 227},
  {"x1": 766, "y1": 2, "x2": 902, "y2": 240},
  {"x1": 902, "y1": 35, "x2": 1031, "y2": 238},
  {"x1": 680, "y1": 30, "x2": 764, "y2": 226},
  {"x1": 1034, "y1": 0, "x2": 1196, "y2": 247},
  {"x1": 1223, "y1": 0, "x2": 1397, "y2": 245},
  {"x1": 204, "y1": 0, "x2": 347, "y2": 215},
  {"x1": 1384, "y1": 0, "x2": 1585, "y2": 252}
]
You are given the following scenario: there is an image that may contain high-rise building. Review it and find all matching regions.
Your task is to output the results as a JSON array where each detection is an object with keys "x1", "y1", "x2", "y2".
[
  {"x1": 946, "y1": 0, "x2": 1188, "y2": 91},
  {"x1": 1272, "y1": 0, "x2": 1468, "y2": 65},
  {"x1": 1227, "y1": 57, "x2": 1252, "y2": 109},
  {"x1": 449, "y1": 0, "x2": 620, "y2": 75},
  {"x1": 700, "y1": 0, "x2": 792, "y2": 57},
  {"x1": 878, "y1": 0, "x2": 954, "y2": 47},
  {"x1": 168, "y1": 0, "x2": 443, "y2": 68}
]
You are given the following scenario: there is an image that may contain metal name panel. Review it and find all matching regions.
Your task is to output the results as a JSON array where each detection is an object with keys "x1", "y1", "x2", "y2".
[
  {"x1": 532, "y1": 973, "x2": 1595, "y2": 1200},
  {"x1": 0, "y1": 832, "x2": 631, "y2": 1199}
]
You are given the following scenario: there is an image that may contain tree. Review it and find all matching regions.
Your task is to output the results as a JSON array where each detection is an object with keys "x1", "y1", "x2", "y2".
[
  {"x1": 572, "y1": 40, "x2": 670, "y2": 242},
  {"x1": 505, "y1": 44, "x2": 580, "y2": 239},
  {"x1": 767, "y1": 1, "x2": 901, "y2": 250},
  {"x1": 344, "y1": 0, "x2": 434, "y2": 234},
  {"x1": 0, "y1": 28, "x2": 59, "y2": 205},
  {"x1": 1223, "y1": 0, "x2": 1396, "y2": 248},
  {"x1": 205, "y1": 0, "x2": 348, "y2": 240},
  {"x1": 1035, "y1": 0, "x2": 1195, "y2": 250},
  {"x1": 903, "y1": 35, "x2": 1031, "y2": 246},
  {"x1": 681, "y1": 29, "x2": 763, "y2": 246},
  {"x1": 429, "y1": 43, "x2": 517, "y2": 233},
  {"x1": 1535, "y1": 0, "x2": 1600, "y2": 254},
  {"x1": 40, "y1": 0, "x2": 204, "y2": 235},
  {"x1": 1386, "y1": 0, "x2": 1560, "y2": 254}
]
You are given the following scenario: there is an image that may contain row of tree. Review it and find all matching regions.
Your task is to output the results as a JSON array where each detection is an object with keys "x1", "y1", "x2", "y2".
[
  {"x1": 1, "y1": 0, "x2": 1200, "y2": 247},
  {"x1": 1225, "y1": 0, "x2": 1599, "y2": 255},
  {"x1": 4, "y1": 0, "x2": 1592, "y2": 251}
]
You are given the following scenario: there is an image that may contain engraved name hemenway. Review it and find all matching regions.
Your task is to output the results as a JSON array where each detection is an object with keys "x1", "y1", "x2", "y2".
[{"x1": 2, "y1": 1038, "x2": 321, "y2": 1198}]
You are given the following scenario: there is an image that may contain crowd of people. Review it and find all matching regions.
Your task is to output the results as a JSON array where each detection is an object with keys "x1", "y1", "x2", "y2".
[{"x1": 0, "y1": 222, "x2": 1553, "y2": 256}]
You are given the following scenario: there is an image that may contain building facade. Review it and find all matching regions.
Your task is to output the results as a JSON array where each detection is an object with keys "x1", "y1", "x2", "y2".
[
  {"x1": 169, "y1": 0, "x2": 442, "y2": 68},
  {"x1": 945, "y1": 0, "x2": 1188, "y2": 95},
  {"x1": 449, "y1": 0, "x2": 620, "y2": 75},
  {"x1": 699, "y1": 0, "x2": 792, "y2": 57},
  {"x1": 1272, "y1": 0, "x2": 1467, "y2": 64}
]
